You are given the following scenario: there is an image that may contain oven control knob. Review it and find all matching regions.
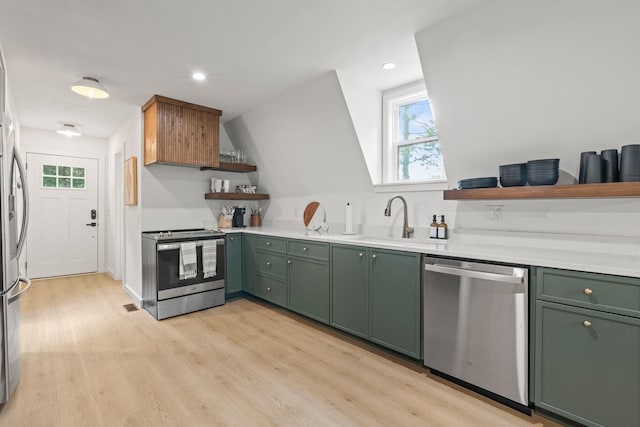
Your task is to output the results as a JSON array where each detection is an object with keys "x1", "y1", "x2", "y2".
[{"x1": 167, "y1": 231, "x2": 173, "y2": 237}]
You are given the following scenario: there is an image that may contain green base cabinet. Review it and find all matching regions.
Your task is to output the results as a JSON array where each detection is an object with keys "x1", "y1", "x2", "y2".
[
  {"x1": 288, "y1": 257, "x2": 329, "y2": 323},
  {"x1": 534, "y1": 267, "x2": 640, "y2": 427},
  {"x1": 369, "y1": 249, "x2": 421, "y2": 359},
  {"x1": 257, "y1": 274, "x2": 287, "y2": 307},
  {"x1": 225, "y1": 234, "x2": 243, "y2": 294},
  {"x1": 242, "y1": 234, "x2": 257, "y2": 295},
  {"x1": 287, "y1": 239, "x2": 330, "y2": 323},
  {"x1": 331, "y1": 245, "x2": 369, "y2": 338}
]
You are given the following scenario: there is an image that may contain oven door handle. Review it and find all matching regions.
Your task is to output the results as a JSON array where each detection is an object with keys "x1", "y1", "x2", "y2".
[{"x1": 157, "y1": 240, "x2": 225, "y2": 251}]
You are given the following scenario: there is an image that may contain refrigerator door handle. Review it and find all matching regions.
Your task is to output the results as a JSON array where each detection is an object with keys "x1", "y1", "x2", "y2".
[
  {"x1": 8, "y1": 277, "x2": 31, "y2": 304},
  {"x1": 0, "y1": 277, "x2": 21, "y2": 297},
  {"x1": 13, "y1": 146, "x2": 29, "y2": 258}
]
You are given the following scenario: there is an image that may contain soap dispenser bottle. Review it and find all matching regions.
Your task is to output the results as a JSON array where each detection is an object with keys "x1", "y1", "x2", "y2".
[
  {"x1": 437, "y1": 215, "x2": 448, "y2": 239},
  {"x1": 429, "y1": 215, "x2": 438, "y2": 239}
]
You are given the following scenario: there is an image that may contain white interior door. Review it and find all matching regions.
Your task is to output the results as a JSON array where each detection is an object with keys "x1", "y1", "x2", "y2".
[{"x1": 26, "y1": 153, "x2": 98, "y2": 278}]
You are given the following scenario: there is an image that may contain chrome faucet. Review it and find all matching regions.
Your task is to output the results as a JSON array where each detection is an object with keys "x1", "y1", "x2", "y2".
[{"x1": 384, "y1": 195, "x2": 414, "y2": 238}]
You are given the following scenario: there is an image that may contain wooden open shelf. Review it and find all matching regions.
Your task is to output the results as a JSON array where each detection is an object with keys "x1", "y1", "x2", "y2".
[
  {"x1": 205, "y1": 192, "x2": 269, "y2": 201},
  {"x1": 443, "y1": 182, "x2": 640, "y2": 200},
  {"x1": 200, "y1": 162, "x2": 257, "y2": 173}
]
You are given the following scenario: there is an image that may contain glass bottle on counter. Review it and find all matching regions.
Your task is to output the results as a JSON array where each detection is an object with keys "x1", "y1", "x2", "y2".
[
  {"x1": 437, "y1": 215, "x2": 448, "y2": 239},
  {"x1": 430, "y1": 215, "x2": 438, "y2": 239}
]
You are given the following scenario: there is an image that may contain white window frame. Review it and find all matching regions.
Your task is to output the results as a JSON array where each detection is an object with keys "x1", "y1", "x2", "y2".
[{"x1": 377, "y1": 81, "x2": 447, "y2": 193}]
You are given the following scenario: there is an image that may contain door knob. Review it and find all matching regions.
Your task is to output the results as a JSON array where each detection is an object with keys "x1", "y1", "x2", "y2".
[
  {"x1": 583, "y1": 320, "x2": 592, "y2": 328},
  {"x1": 85, "y1": 222, "x2": 97, "y2": 227}
]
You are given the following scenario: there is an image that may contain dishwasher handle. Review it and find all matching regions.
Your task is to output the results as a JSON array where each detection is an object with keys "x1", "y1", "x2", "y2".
[{"x1": 424, "y1": 263, "x2": 525, "y2": 284}]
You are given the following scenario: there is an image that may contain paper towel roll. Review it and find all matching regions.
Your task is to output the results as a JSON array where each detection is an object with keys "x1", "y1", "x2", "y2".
[{"x1": 345, "y1": 203, "x2": 353, "y2": 234}]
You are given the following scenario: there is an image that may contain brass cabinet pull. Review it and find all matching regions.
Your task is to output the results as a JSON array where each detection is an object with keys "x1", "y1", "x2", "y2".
[
  {"x1": 358, "y1": 252, "x2": 364, "y2": 257},
  {"x1": 266, "y1": 262, "x2": 271, "y2": 267},
  {"x1": 230, "y1": 236, "x2": 234, "y2": 241},
  {"x1": 287, "y1": 260, "x2": 292, "y2": 264},
  {"x1": 583, "y1": 320, "x2": 592, "y2": 328},
  {"x1": 266, "y1": 242, "x2": 271, "y2": 246},
  {"x1": 303, "y1": 247, "x2": 308, "y2": 251},
  {"x1": 584, "y1": 288, "x2": 593, "y2": 295},
  {"x1": 267, "y1": 287, "x2": 272, "y2": 292},
  {"x1": 372, "y1": 254, "x2": 377, "y2": 259}
]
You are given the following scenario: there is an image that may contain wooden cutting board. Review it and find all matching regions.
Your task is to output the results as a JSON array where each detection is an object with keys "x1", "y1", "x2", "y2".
[{"x1": 303, "y1": 202, "x2": 320, "y2": 227}]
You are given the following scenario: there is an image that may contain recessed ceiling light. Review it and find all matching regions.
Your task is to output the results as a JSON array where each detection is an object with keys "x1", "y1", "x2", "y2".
[
  {"x1": 192, "y1": 72, "x2": 206, "y2": 81},
  {"x1": 56, "y1": 124, "x2": 81, "y2": 137},
  {"x1": 382, "y1": 62, "x2": 397, "y2": 70},
  {"x1": 71, "y1": 77, "x2": 109, "y2": 99}
]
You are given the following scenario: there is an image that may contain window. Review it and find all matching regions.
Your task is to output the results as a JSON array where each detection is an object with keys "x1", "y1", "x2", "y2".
[
  {"x1": 42, "y1": 164, "x2": 85, "y2": 189},
  {"x1": 382, "y1": 82, "x2": 445, "y2": 186}
]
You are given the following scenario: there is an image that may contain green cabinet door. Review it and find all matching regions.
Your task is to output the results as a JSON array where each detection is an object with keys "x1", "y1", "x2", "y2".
[
  {"x1": 535, "y1": 301, "x2": 640, "y2": 427},
  {"x1": 331, "y1": 245, "x2": 369, "y2": 338},
  {"x1": 225, "y1": 234, "x2": 242, "y2": 294},
  {"x1": 288, "y1": 256, "x2": 329, "y2": 323},
  {"x1": 369, "y1": 249, "x2": 421, "y2": 358},
  {"x1": 242, "y1": 234, "x2": 257, "y2": 295}
]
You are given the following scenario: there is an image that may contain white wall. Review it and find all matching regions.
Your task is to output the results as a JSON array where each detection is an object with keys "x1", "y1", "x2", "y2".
[
  {"x1": 336, "y1": 69, "x2": 381, "y2": 185},
  {"x1": 225, "y1": 71, "x2": 450, "y2": 235},
  {"x1": 415, "y1": 0, "x2": 640, "y2": 237},
  {"x1": 20, "y1": 127, "x2": 109, "y2": 272},
  {"x1": 109, "y1": 111, "x2": 244, "y2": 303},
  {"x1": 141, "y1": 125, "x2": 254, "y2": 231},
  {"x1": 108, "y1": 110, "x2": 142, "y2": 302}
]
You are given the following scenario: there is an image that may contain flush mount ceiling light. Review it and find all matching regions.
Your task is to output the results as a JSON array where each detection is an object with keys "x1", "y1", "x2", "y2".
[
  {"x1": 192, "y1": 72, "x2": 206, "y2": 81},
  {"x1": 56, "y1": 124, "x2": 82, "y2": 137},
  {"x1": 71, "y1": 77, "x2": 110, "y2": 99},
  {"x1": 382, "y1": 62, "x2": 397, "y2": 70}
]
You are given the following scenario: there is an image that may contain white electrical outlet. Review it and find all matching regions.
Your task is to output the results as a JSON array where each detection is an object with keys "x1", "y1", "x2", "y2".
[{"x1": 485, "y1": 205, "x2": 504, "y2": 221}]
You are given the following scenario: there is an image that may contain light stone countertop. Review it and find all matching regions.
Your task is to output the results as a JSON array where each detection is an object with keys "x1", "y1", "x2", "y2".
[{"x1": 224, "y1": 226, "x2": 640, "y2": 279}]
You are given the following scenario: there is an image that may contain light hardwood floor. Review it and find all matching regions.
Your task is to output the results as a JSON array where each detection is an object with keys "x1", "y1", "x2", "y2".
[{"x1": 0, "y1": 274, "x2": 555, "y2": 426}]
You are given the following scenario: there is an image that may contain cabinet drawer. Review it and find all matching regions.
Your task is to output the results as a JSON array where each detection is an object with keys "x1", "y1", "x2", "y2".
[
  {"x1": 257, "y1": 275, "x2": 287, "y2": 307},
  {"x1": 255, "y1": 236, "x2": 286, "y2": 253},
  {"x1": 255, "y1": 251, "x2": 286, "y2": 279},
  {"x1": 287, "y1": 240, "x2": 329, "y2": 261},
  {"x1": 535, "y1": 301, "x2": 640, "y2": 427},
  {"x1": 537, "y1": 267, "x2": 640, "y2": 318}
]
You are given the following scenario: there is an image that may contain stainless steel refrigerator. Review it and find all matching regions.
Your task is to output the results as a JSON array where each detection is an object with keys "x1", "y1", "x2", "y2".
[{"x1": 0, "y1": 111, "x2": 30, "y2": 403}]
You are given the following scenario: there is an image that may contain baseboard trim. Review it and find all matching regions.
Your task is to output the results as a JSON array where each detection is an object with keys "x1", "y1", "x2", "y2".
[{"x1": 122, "y1": 283, "x2": 142, "y2": 308}]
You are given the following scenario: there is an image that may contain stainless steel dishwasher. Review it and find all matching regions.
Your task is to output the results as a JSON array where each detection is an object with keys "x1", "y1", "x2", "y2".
[{"x1": 423, "y1": 256, "x2": 529, "y2": 409}]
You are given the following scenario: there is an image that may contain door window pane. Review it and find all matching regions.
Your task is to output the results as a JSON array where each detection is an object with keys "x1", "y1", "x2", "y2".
[
  {"x1": 42, "y1": 163, "x2": 86, "y2": 189},
  {"x1": 43, "y1": 165, "x2": 56, "y2": 175},
  {"x1": 43, "y1": 177, "x2": 57, "y2": 187}
]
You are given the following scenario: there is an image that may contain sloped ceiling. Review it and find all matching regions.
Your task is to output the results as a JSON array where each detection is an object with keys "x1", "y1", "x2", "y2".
[
  {"x1": 0, "y1": 0, "x2": 482, "y2": 138},
  {"x1": 224, "y1": 71, "x2": 372, "y2": 199}
]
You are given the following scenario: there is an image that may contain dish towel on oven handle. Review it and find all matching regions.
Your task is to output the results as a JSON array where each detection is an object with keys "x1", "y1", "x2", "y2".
[
  {"x1": 202, "y1": 240, "x2": 217, "y2": 279},
  {"x1": 179, "y1": 242, "x2": 198, "y2": 280}
]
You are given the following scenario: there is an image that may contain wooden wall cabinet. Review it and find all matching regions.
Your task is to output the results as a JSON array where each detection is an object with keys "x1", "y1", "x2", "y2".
[{"x1": 142, "y1": 95, "x2": 222, "y2": 168}]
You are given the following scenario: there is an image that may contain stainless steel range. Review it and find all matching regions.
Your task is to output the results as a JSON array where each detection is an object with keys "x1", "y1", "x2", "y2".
[{"x1": 142, "y1": 229, "x2": 226, "y2": 320}]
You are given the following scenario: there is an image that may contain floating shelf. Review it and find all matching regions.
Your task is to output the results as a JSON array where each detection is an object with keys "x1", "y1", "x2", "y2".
[
  {"x1": 443, "y1": 182, "x2": 640, "y2": 200},
  {"x1": 205, "y1": 193, "x2": 269, "y2": 201},
  {"x1": 200, "y1": 162, "x2": 257, "y2": 173}
]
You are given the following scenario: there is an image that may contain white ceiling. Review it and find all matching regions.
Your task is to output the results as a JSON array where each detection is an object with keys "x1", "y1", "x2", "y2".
[{"x1": 0, "y1": 0, "x2": 481, "y2": 138}]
